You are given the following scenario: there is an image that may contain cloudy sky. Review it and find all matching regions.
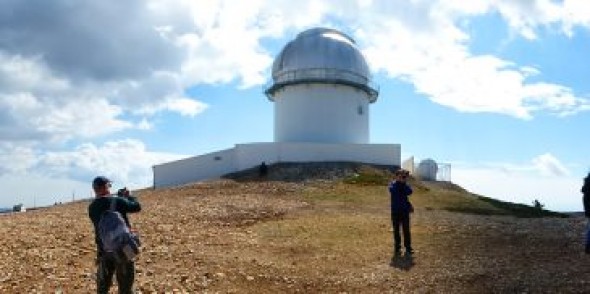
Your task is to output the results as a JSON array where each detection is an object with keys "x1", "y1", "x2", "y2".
[{"x1": 1, "y1": 0, "x2": 588, "y2": 211}]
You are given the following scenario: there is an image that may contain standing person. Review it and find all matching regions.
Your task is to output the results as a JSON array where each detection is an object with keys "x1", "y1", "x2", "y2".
[
  {"x1": 582, "y1": 173, "x2": 590, "y2": 254},
  {"x1": 259, "y1": 161, "x2": 268, "y2": 178},
  {"x1": 389, "y1": 169, "x2": 413, "y2": 256},
  {"x1": 89, "y1": 176, "x2": 141, "y2": 294}
]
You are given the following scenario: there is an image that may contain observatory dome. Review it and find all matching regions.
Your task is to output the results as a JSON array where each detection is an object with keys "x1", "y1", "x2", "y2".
[
  {"x1": 417, "y1": 158, "x2": 438, "y2": 181},
  {"x1": 266, "y1": 28, "x2": 377, "y2": 101}
]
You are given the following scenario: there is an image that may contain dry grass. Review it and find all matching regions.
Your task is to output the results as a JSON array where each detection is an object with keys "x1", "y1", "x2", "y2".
[{"x1": 0, "y1": 170, "x2": 588, "y2": 293}]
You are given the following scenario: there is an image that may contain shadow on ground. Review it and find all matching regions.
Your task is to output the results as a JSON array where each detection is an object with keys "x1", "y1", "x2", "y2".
[{"x1": 389, "y1": 253, "x2": 415, "y2": 271}]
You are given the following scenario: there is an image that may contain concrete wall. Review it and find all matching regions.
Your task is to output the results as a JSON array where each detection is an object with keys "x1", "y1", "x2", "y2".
[
  {"x1": 274, "y1": 84, "x2": 370, "y2": 144},
  {"x1": 276, "y1": 142, "x2": 399, "y2": 165},
  {"x1": 234, "y1": 143, "x2": 280, "y2": 170},
  {"x1": 153, "y1": 148, "x2": 236, "y2": 188},
  {"x1": 235, "y1": 142, "x2": 399, "y2": 170},
  {"x1": 153, "y1": 142, "x2": 401, "y2": 188}
]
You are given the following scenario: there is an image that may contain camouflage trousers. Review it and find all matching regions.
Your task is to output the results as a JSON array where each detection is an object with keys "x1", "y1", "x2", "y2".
[{"x1": 96, "y1": 254, "x2": 135, "y2": 294}]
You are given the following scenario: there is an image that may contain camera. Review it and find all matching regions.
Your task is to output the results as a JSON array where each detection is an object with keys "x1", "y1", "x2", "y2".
[{"x1": 117, "y1": 187, "x2": 130, "y2": 197}]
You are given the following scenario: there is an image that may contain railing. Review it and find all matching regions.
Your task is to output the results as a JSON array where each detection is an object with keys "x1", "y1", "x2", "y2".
[
  {"x1": 264, "y1": 68, "x2": 379, "y2": 102},
  {"x1": 436, "y1": 163, "x2": 452, "y2": 182},
  {"x1": 274, "y1": 68, "x2": 369, "y2": 85}
]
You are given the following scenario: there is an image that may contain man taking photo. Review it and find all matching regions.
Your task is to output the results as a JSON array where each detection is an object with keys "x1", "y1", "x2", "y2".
[{"x1": 88, "y1": 176, "x2": 141, "y2": 294}]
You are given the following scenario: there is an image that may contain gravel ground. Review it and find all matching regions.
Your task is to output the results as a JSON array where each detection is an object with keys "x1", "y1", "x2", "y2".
[{"x1": 0, "y1": 179, "x2": 588, "y2": 293}]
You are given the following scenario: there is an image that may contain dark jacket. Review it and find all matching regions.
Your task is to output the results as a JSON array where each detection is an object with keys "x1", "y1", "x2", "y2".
[
  {"x1": 89, "y1": 195, "x2": 141, "y2": 255},
  {"x1": 583, "y1": 179, "x2": 590, "y2": 218},
  {"x1": 389, "y1": 181, "x2": 413, "y2": 214}
]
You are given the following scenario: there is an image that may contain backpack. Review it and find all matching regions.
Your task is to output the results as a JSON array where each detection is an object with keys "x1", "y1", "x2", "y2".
[{"x1": 97, "y1": 197, "x2": 140, "y2": 263}]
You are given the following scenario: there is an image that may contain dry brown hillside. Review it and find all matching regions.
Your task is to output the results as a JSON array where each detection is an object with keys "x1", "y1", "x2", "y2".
[{"x1": 0, "y1": 163, "x2": 588, "y2": 293}]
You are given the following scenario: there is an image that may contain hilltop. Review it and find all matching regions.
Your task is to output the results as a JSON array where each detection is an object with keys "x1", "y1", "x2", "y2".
[{"x1": 0, "y1": 163, "x2": 588, "y2": 293}]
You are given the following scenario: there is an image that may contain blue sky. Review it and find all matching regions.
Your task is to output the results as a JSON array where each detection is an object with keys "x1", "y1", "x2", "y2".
[{"x1": 0, "y1": 0, "x2": 589, "y2": 211}]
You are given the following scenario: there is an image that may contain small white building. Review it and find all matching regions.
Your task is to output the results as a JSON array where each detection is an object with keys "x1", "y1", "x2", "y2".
[
  {"x1": 402, "y1": 156, "x2": 415, "y2": 175},
  {"x1": 416, "y1": 158, "x2": 438, "y2": 181},
  {"x1": 153, "y1": 28, "x2": 401, "y2": 188}
]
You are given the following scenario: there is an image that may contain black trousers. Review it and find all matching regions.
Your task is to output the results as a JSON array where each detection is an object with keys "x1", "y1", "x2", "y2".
[
  {"x1": 97, "y1": 254, "x2": 135, "y2": 294},
  {"x1": 391, "y1": 212, "x2": 412, "y2": 252}
]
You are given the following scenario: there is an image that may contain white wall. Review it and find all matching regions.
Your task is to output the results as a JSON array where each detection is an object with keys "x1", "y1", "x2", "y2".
[
  {"x1": 274, "y1": 84, "x2": 370, "y2": 144},
  {"x1": 234, "y1": 143, "x2": 280, "y2": 170},
  {"x1": 153, "y1": 148, "x2": 236, "y2": 188},
  {"x1": 235, "y1": 142, "x2": 400, "y2": 168},
  {"x1": 153, "y1": 142, "x2": 401, "y2": 188},
  {"x1": 276, "y1": 142, "x2": 399, "y2": 165},
  {"x1": 402, "y1": 156, "x2": 415, "y2": 174}
]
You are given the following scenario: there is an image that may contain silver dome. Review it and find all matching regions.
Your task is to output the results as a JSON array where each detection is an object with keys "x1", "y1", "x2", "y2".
[{"x1": 266, "y1": 28, "x2": 378, "y2": 102}]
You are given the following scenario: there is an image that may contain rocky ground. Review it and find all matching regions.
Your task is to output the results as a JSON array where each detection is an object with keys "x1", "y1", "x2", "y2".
[{"x1": 0, "y1": 174, "x2": 589, "y2": 293}]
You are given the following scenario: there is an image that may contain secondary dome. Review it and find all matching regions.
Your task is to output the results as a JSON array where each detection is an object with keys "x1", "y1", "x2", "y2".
[
  {"x1": 266, "y1": 27, "x2": 377, "y2": 102},
  {"x1": 417, "y1": 159, "x2": 438, "y2": 181}
]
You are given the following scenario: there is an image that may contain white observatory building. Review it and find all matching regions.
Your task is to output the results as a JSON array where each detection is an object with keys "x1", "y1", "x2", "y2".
[
  {"x1": 153, "y1": 28, "x2": 401, "y2": 187},
  {"x1": 267, "y1": 28, "x2": 377, "y2": 144}
]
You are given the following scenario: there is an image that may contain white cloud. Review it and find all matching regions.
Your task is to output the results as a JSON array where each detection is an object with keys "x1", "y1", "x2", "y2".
[
  {"x1": 0, "y1": 174, "x2": 93, "y2": 208},
  {"x1": 0, "y1": 1, "x2": 209, "y2": 145},
  {"x1": 492, "y1": 0, "x2": 563, "y2": 40},
  {"x1": 0, "y1": 92, "x2": 133, "y2": 142},
  {"x1": 357, "y1": 1, "x2": 590, "y2": 119},
  {"x1": 0, "y1": 143, "x2": 39, "y2": 175},
  {"x1": 137, "y1": 118, "x2": 153, "y2": 131},
  {"x1": 0, "y1": 53, "x2": 69, "y2": 94},
  {"x1": 0, "y1": 1, "x2": 182, "y2": 81},
  {"x1": 41, "y1": 139, "x2": 187, "y2": 186},
  {"x1": 164, "y1": 98, "x2": 209, "y2": 117},
  {"x1": 532, "y1": 153, "x2": 570, "y2": 177},
  {"x1": 0, "y1": 138, "x2": 185, "y2": 187},
  {"x1": 563, "y1": 0, "x2": 590, "y2": 35},
  {"x1": 133, "y1": 96, "x2": 208, "y2": 117},
  {"x1": 452, "y1": 165, "x2": 582, "y2": 212},
  {"x1": 172, "y1": 0, "x2": 330, "y2": 88},
  {"x1": 0, "y1": 0, "x2": 332, "y2": 145},
  {"x1": 2, "y1": 0, "x2": 588, "y2": 147},
  {"x1": 0, "y1": 138, "x2": 188, "y2": 207},
  {"x1": 0, "y1": 53, "x2": 136, "y2": 142},
  {"x1": 37, "y1": 99, "x2": 133, "y2": 141},
  {"x1": 175, "y1": 3, "x2": 274, "y2": 88},
  {"x1": 440, "y1": 0, "x2": 578, "y2": 39},
  {"x1": 450, "y1": 153, "x2": 581, "y2": 211}
]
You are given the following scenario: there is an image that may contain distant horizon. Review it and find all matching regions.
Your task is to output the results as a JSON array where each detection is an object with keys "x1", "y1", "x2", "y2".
[{"x1": 0, "y1": 172, "x2": 585, "y2": 214}]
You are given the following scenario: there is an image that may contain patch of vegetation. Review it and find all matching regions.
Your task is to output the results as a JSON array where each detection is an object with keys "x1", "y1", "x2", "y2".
[
  {"x1": 303, "y1": 191, "x2": 363, "y2": 203},
  {"x1": 319, "y1": 169, "x2": 569, "y2": 219},
  {"x1": 343, "y1": 166, "x2": 391, "y2": 186},
  {"x1": 444, "y1": 206, "x2": 507, "y2": 216},
  {"x1": 444, "y1": 195, "x2": 568, "y2": 218},
  {"x1": 302, "y1": 184, "x2": 386, "y2": 207},
  {"x1": 343, "y1": 173, "x2": 389, "y2": 186}
]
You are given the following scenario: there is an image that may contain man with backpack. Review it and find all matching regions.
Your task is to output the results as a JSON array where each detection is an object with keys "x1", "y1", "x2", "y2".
[{"x1": 89, "y1": 176, "x2": 141, "y2": 294}]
